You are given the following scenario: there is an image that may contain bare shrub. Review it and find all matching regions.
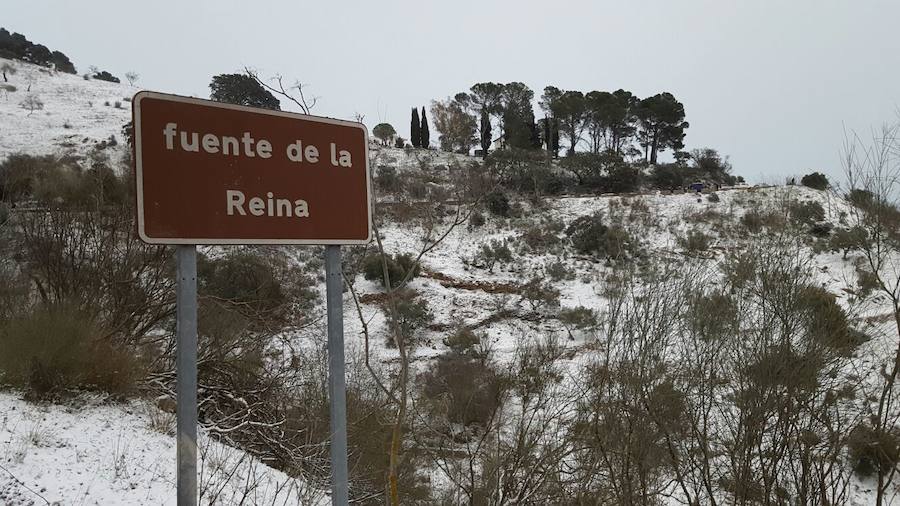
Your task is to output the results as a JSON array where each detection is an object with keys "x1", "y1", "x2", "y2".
[
  {"x1": 19, "y1": 94, "x2": 43, "y2": 114},
  {"x1": 420, "y1": 353, "x2": 503, "y2": 427},
  {"x1": 678, "y1": 228, "x2": 713, "y2": 253},
  {"x1": 0, "y1": 305, "x2": 144, "y2": 398}
]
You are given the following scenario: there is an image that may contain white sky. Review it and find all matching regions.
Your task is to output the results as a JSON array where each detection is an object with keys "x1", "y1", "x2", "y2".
[{"x1": 7, "y1": 0, "x2": 900, "y2": 183}]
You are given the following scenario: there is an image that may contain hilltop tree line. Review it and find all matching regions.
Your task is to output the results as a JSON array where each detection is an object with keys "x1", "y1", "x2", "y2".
[
  {"x1": 206, "y1": 71, "x2": 738, "y2": 192},
  {"x1": 421, "y1": 82, "x2": 687, "y2": 163},
  {"x1": 0, "y1": 27, "x2": 76, "y2": 74}
]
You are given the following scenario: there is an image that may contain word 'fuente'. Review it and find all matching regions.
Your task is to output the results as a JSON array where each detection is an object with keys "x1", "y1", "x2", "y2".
[{"x1": 162, "y1": 123, "x2": 354, "y2": 167}]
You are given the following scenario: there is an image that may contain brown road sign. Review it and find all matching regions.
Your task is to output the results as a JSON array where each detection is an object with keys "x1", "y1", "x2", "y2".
[{"x1": 132, "y1": 91, "x2": 372, "y2": 244}]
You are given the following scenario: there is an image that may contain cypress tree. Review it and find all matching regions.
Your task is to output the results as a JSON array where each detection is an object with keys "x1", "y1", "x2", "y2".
[
  {"x1": 410, "y1": 108, "x2": 421, "y2": 148},
  {"x1": 551, "y1": 118, "x2": 561, "y2": 158},
  {"x1": 420, "y1": 106, "x2": 430, "y2": 149},
  {"x1": 480, "y1": 110, "x2": 492, "y2": 159}
]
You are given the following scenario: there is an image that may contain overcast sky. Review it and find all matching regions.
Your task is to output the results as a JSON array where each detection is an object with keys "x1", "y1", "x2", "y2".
[{"x1": 7, "y1": 0, "x2": 900, "y2": 183}]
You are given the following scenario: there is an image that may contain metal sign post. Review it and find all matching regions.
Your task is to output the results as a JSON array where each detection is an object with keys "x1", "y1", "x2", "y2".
[
  {"x1": 324, "y1": 245, "x2": 349, "y2": 504},
  {"x1": 175, "y1": 245, "x2": 198, "y2": 505},
  {"x1": 132, "y1": 91, "x2": 370, "y2": 505}
]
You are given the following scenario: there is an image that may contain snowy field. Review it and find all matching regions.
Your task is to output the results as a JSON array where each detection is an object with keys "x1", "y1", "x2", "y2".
[
  {"x1": 2, "y1": 57, "x2": 899, "y2": 504},
  {"x1": 0, "y1": 58, "x2": 134, "y2": 164},
  {"x1": 0, "y1": 392, "x2": 327, "y2": 505}
]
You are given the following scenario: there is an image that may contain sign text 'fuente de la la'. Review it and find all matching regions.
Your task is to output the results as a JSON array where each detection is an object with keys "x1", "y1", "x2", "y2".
[{"x1": 133, "y1": 91, "x2": 372, "y2": 244}]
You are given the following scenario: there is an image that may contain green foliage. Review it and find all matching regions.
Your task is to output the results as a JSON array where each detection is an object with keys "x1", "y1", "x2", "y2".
[
  {"x1": 362, "y1": 252, "x2": 420, "y2": 288},
  {"x1": 801, "y1": 172, "x2": 829, "y2": 190},
  {"x1": 0, "y1": 28, "x2": 76, "y2": 73},
  {"x1": 410, "y1": 107, "x2": 421, "y2": 148},
  {"x1": 706, "y1": 192, "x2": 720, "y2": 203},
  {"x1": 567, "y1": 213, "x2": 607, "y2": 254},
  {"x1": 566, "y1": 213, "x2": 635, "y2": 259},
  {"x1": 520, "y1": 276, "x2": 561, "y2": 311},
  {"x1": 384, "y1": 289, "x2": 433, "y2": 346},
  {"x1": 467, "y1": 210, "x2": 485, "y2": 228},
  {"x1": 741, "y1": 209, "x2": 785, "y2": 233},
  {"x1": 420, "y1": 353, "x2": 503, "y2": 427},
  {"x1": 797, "y1": 285, "x2": 865, "y2": 354},
  {"x1": 484, "y1": 190, "x2": 511, "y2": 217},
  {"x1": 420, "y1": 106, "x2": 430, "y2": 148},
  {"x1": 558, "y1": 306, "x2": 597, "y2": 331},
  {"x1": 560, "y1": 151, "x2": 637, "y2": 192},
  {"x1": 92, "y1": 70, "x2": 119, "y2": 83},
  {"x1": 480, "y1": 110, "x2": 492, "y2": 158},
  {"x1": 209, "y1": 73, "x2": 280, "y2": 110},
  {"x1": 846, "y1": 189, "x2": 874, "y2": 209},
  {"x1": 198, "y1": 248, "x2": 315, "y2": 329},
  {"x1": 678, "y1": 228, "x2": 713, "y2": 253},
  {"x1": 540, "y1": 86, "x2": 585, "y2": 155},
  {"x1": 0, "y1": 153, "x2": 130, "y2": 208},
  {"x1": 651, "y1": 163, "x2": 685, "y2": 190},
  {"x1": 789, "y1": 200, "x2": 826, "y2": 225},
  {"x1": 634, "y1": 92, "x2": 688, "y2": 164},
  {"x1": 583, "y1": 89, "x2": 637, "y2": 155},
  {"x1": 0, "y1": 305, "x2": 143, "y2": 398},
  {"x1": 474, "y1": 239, "x2": 513, "y2": 271},
  {"x1": 372, "y1": 123, "x2": 396, "y2": 146},
  {"x1": 546, "y1": 261, "x2": 575, "y2": 281},
  {"x1": 444, "y1": 326, "x2": 484, "y2": 356},
  {"x1": 375, "y1": 165, "x2": 400, "y2": 193},
  {"x1": 431, "y1": 98, "x2": 476, "y2": 154},
  {"x1": 605, "y1": 162, "x2": 641, "y2": 193},
  {"x1": 689, "y1": 148, "x2": 736, "y2": 185},
  {"x1": 520, "y1": 221, "x2": 563, "y2": 253}
]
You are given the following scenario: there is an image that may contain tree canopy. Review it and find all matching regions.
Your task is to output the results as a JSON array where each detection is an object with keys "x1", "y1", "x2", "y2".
[
  {"x1": 431, "y1": 98, "x2": 477, "y2": 154},
  {"x1": 209, "y1": 73, "x2": 280, "y2": 110},
  {"x1": 0, "y1": 27, "x2": 76, "y2": 73},
  {"x1": 634, "y1": 92, "x2": 689, "y2": 164},
  {"x1": 373, "y1": 123, "x2": 397, "y2": 146}
]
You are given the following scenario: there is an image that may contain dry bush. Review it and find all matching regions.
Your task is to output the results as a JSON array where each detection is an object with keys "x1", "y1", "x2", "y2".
[
  {"x1": 420, "y1": 352, "x2": 503, "y2": 427},
  {"x1": 362, "y1": 251, "x2": 420, "y2": 288},
  {"x1": 678, "y1": 228, "x2": 713, "y2": 253},
  {"x1": 15, "y1": 208, "x2": 173, "y2": 346},
  {"x1": 0, "y1": 305, "x2": 144, "y2": 398}
]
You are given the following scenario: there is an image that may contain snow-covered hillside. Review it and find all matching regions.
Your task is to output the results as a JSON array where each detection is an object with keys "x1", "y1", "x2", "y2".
[
  {"x1": 3, "y1": 63, "x2": 899, "y2": 505},
  {"x1": 0, "y1": 57, "x2": 133, "y2": 163},
  {"x1": 0, "y1": 393, "x2": 327, "y2": 505}
]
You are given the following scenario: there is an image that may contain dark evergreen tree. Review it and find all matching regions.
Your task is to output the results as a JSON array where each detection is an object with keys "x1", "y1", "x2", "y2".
[
  {"x1": 529, "y1": 111, "x2": 542, "y2": 149},
  {"x1": 480, "y1": 110, "x2": 492, "y2": 159},
  {"x1": 209, "y1": 74, "x2": 280, "y2": 110},
  {"x1": 420, "y1": 106, "x2": 430, "y2": 149},
  {"x1": 410, "y1": 107, "x2": 421, "y2": 148},
  {"x1": 49, "y1": 50, "x2": 76, "y2": 74},
  {"x1": 634, "y1": 92, "x2": 688, "y2": 164},
  {"x1": 540, "y1": 116, "x2": 561, "y2": 158},
  {"x1": 92, "y1": 70, "x2": 120, "y2": 83},
  {"x1": 24, "y1": 44, "x2": 51, "y2": 66},
  {"x1": 0, "y1": 28, "x2": 77, "y2": 74}
]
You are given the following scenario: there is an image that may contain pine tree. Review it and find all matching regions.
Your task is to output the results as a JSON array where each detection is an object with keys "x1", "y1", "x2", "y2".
[
  {"x1": 410, "y1": 108, "x2": 421, "y2": 148},
  {"x1": 480, "y1": 110, "x2": 492, "y2": 159},
  {"x1": 420, "y1": 106, "x2": 430, "y2": 149}
]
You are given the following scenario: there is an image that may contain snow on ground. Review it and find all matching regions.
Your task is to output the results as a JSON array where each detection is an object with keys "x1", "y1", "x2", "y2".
[
  {"x1": 0, "y1": 392, "x2": 327, "y2": 505},
  {"x1": 3, "y1": 64, "x2": 898, "y2": 504},
  {"x1": 0, "y1": 58, "x2": 134, "y2": 164}
]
